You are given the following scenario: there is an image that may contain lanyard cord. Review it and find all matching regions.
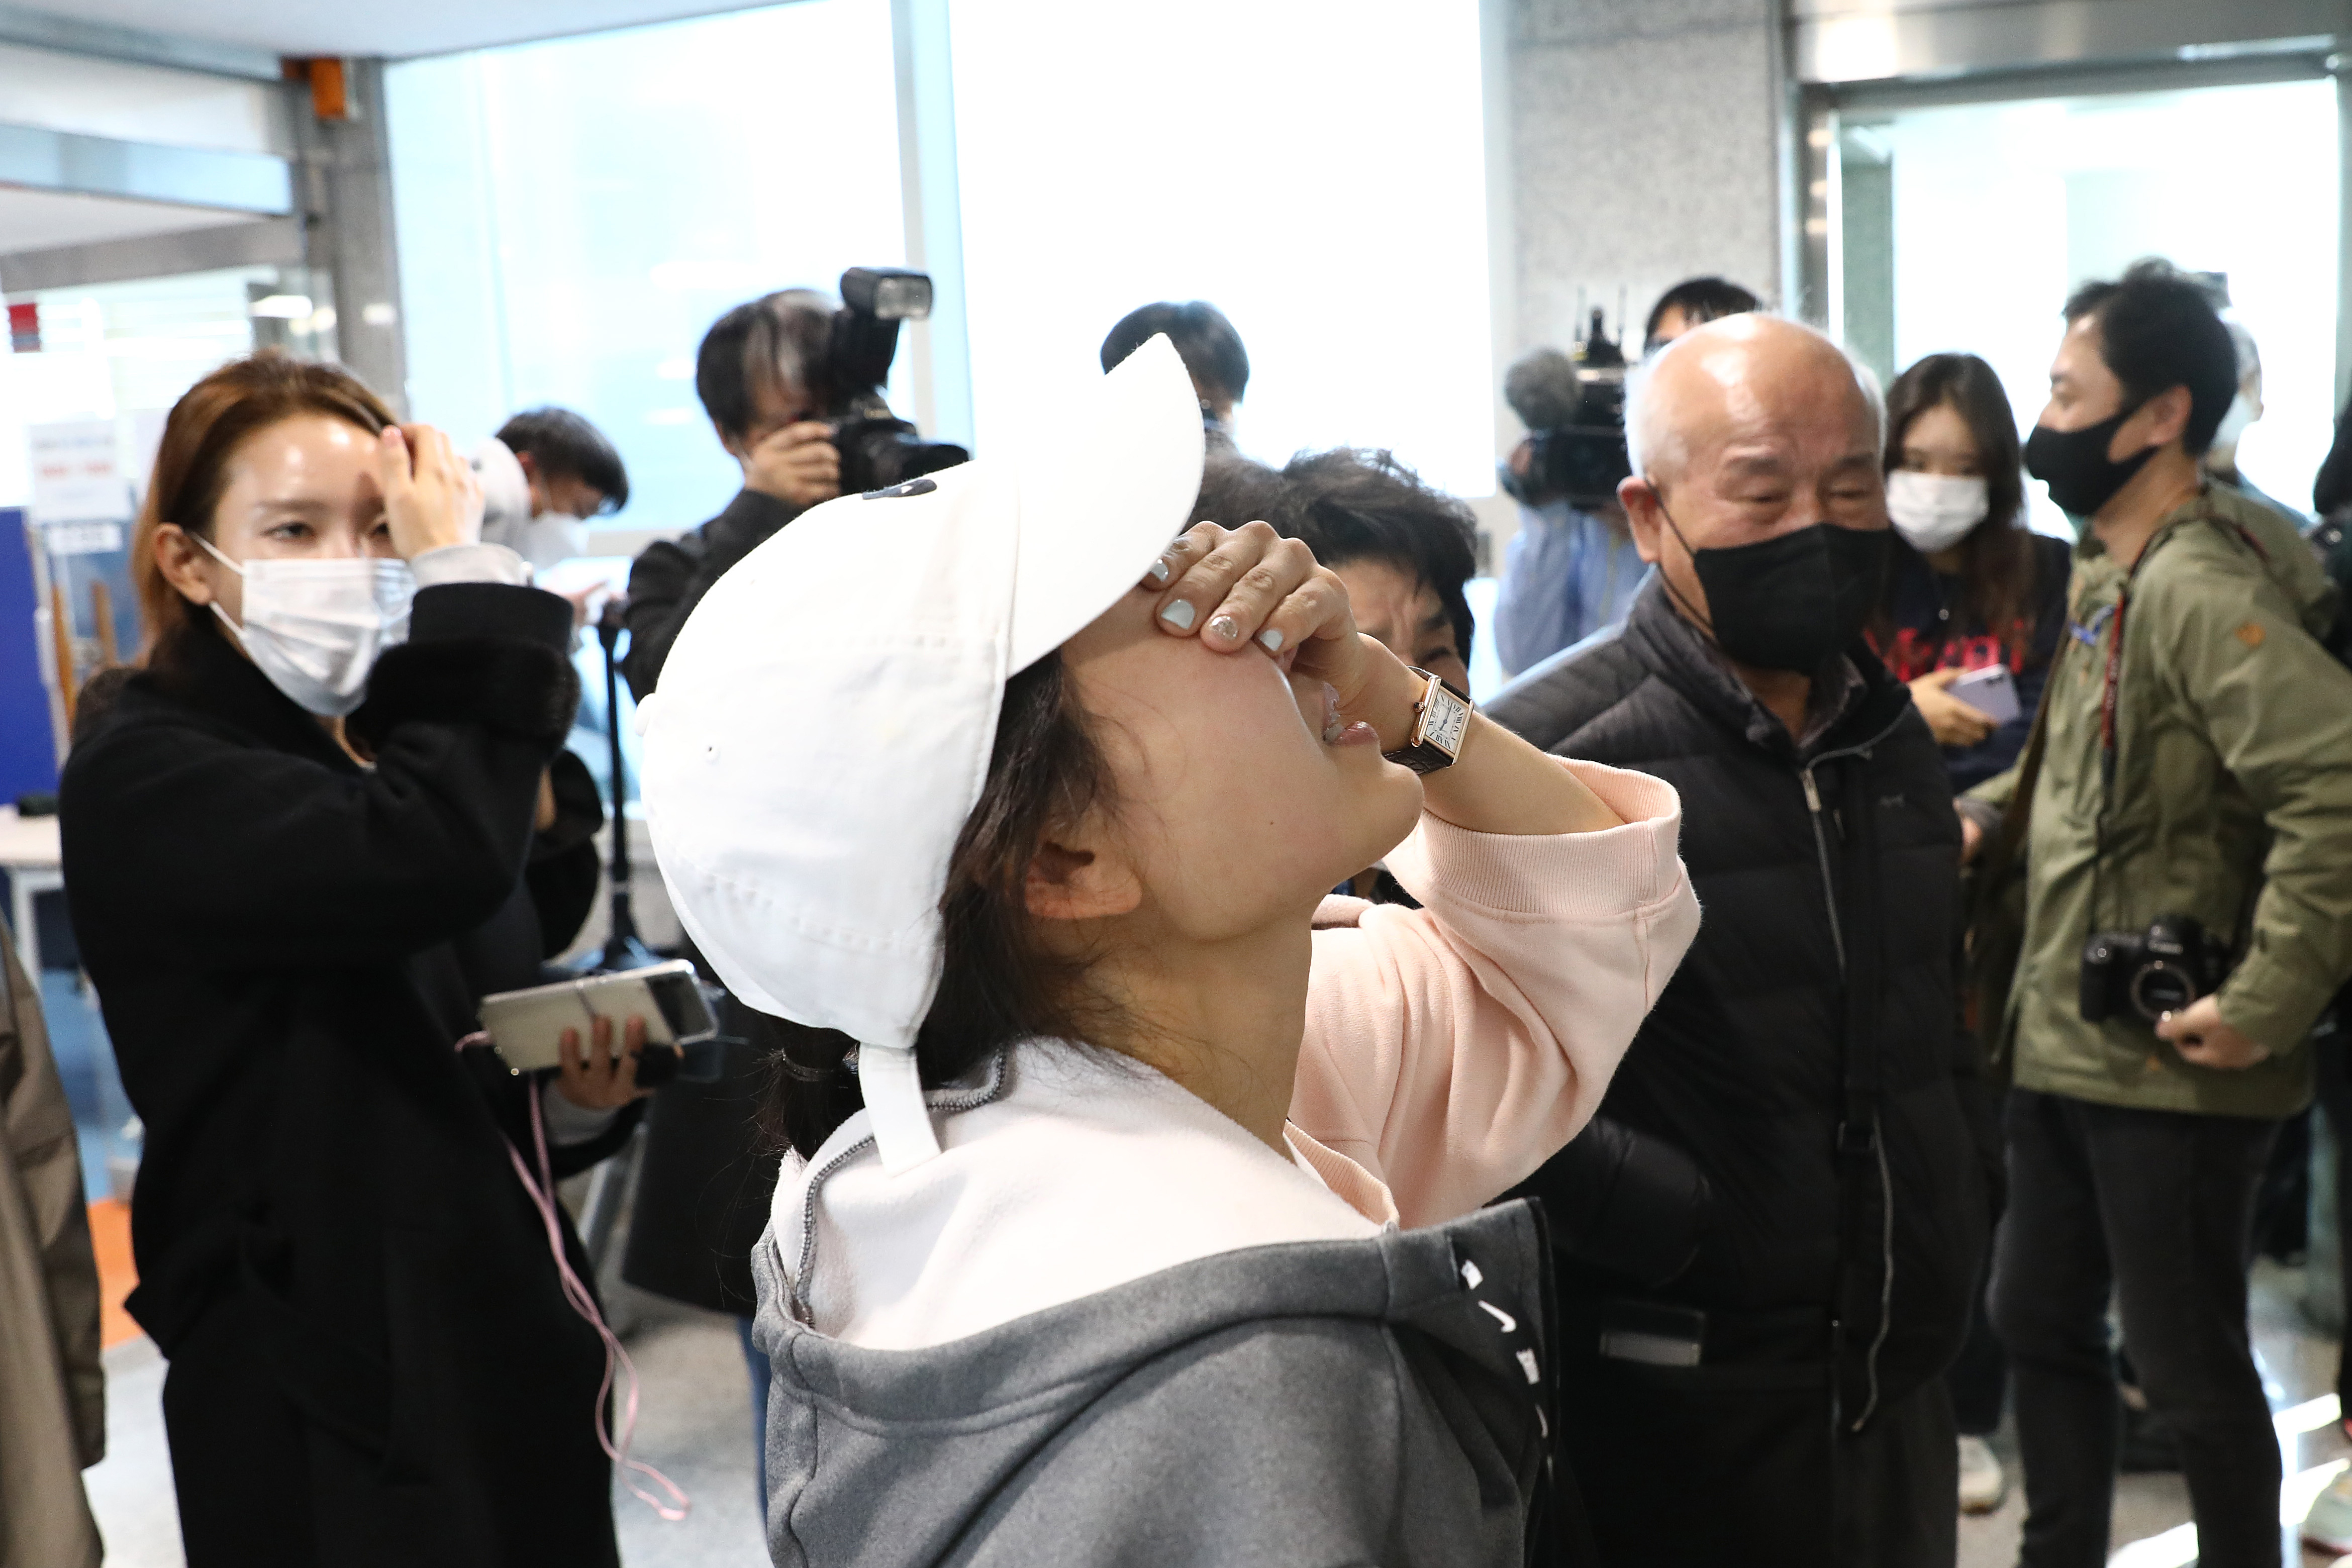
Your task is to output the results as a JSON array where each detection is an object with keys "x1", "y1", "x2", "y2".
[
  {"x1": 452, "y1": 1031, "x2": 690, "y2": 1522},
  {"x1": 2089, "y1": 509, "x2": 2220, "y2": 931}
]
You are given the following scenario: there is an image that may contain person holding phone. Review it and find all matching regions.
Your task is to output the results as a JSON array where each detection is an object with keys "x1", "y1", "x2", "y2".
[
  {"x1": 1870, "y1": 353, "x2": 2072, "y2": 793},
  {"x1": 60, "y1": 352, "x2": 648, "y2": 1567},
  {"x1": 1867, "y1": 352, "x2": 2069, "y2": 1513}
]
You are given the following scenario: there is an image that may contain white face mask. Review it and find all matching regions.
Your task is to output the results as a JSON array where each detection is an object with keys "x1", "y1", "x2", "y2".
[
  {"x1": 1885, "y1": 470, "x2": 1988, "y2": 555},
  {"x1": 195, "y1": 535, "x2": 416, "y2": 717},
  {"x1": 2210, "y1": 391, "x2": 2258, "y2": 454},
  {"x1": 510, "y1": 511, "x2": 589, "y2": 573}
]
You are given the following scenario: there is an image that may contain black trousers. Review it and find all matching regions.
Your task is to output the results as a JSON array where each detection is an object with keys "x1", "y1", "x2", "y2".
[
  {"x1": 1988, "y1": 1088, "x2": 2281, "y2": 1568},
  {"x1": 2317, "y1": 1035, "x2": 2352, "y2": 1407},
  {"x1": 1558, "y1": 1341, "x2": 1955, "y2": 1566}
]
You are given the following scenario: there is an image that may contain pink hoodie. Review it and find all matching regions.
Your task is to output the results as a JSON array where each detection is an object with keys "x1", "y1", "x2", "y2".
[
  {"x1": 1288, "y1": 755, "x2": 1698, "y2": 1227},
  {"x1": 773, "y1": 755, "x2": 1699, "y2": 1348}
]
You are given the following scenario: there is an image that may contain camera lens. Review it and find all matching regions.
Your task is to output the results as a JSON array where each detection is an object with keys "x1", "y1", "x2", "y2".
[{"x1": 2128, "y1": 961, "x2": 2197, "y2": 1021}]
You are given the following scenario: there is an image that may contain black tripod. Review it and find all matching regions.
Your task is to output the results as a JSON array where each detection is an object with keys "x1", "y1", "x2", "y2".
[
  {"x1": 576, "y1": 594, "x2": 656, "y2": 1285},
  {"x1": 584, "y1": 595, "x2": 659, "y2": 976}
]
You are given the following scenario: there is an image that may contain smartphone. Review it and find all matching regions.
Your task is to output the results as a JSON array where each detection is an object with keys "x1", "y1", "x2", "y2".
[
  {"x1": 477, "y1": 961, "x2": 717, "y2": 1076},
  {"x1": 1948, "y1": 664, "x2": 2020, "y2": 726}
]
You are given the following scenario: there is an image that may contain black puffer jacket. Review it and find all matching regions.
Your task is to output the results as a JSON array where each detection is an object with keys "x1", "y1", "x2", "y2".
[{"x1": 1490, "y1": 579, "x2": 1993, "y2": 1424}]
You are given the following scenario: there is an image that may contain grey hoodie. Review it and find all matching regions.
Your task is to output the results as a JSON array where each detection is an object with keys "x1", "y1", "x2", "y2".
[{"x1": 750, "y1": 1199, "x2": 1558, "y2": 1567}]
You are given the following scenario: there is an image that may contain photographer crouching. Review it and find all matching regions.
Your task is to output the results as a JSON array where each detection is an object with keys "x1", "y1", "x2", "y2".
[
  {"x1": 59, "y1": 353, "x2": 647, "y2": 1566},
  {"x1": 618, "y1": 272, "x2": 964, "y2": 1514}
]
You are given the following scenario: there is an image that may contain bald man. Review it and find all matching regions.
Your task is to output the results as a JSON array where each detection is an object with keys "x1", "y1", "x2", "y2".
[{"x1": 1492, "y1": 316, "x2": 1994, "y2": 1566}]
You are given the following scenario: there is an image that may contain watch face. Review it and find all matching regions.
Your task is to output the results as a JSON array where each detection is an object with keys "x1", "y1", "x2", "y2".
[{"x1": 1422, "y1": 682, "x2": 1471, "y2": 756}]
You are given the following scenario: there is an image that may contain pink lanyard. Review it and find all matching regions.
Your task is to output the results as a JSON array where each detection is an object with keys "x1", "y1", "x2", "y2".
[{"x1": 461, "y1": 1033, "x2": 692, "y2": 1523}]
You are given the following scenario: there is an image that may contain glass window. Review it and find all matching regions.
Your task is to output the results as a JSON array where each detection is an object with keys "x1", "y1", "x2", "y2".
[
  {"x1": 386, "y1": 0, "x2": 908, "y2": 537},
  {"x1": 946, "y1": 0, "x2": 1496, "y2": 497}
]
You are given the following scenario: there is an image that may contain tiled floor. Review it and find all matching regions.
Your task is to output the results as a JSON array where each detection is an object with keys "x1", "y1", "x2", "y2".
[
  {"x1": 1956, "y1": 1259, "x2": 2352, "y2": 1568},
  {"x1": 82, "y1": 1261, "x2": 2352, "y2": 1567},
  {"x1": 86, "y1": 1289, "x2": 770, "y2": 1568},
  {"x1": 48, "y1": 970, "x2": 2352, "y2": 1566}
]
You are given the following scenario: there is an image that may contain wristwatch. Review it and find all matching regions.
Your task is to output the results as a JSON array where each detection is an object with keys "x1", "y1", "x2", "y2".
[{"x1": 1382, "y1": 668, "x2": 1472, "y2": 774}]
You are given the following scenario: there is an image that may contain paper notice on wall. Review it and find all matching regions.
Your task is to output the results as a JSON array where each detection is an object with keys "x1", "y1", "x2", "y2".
[
  {"x1": 29, "y1": 419, "x2": 129, "y2": 523},
  {"x1": 128, "y1": 409, "x2": 168, "y2": 510},
  {"x1": 41, "y1": 521, "x2": 124, "y2": 555}
]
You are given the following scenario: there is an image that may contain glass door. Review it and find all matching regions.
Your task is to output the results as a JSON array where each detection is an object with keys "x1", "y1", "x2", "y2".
[{"x1": 1819, "y1": 74, "x2": 2340, "y2": 536}]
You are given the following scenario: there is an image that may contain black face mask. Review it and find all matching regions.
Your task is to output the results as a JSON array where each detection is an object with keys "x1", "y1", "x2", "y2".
[
  {"x1": 1657, "y1": 496, "x2": 1890, "y2": 673},
  {"x1": 2023, "y1": 404, "x2": 2153, "y2": 522}
]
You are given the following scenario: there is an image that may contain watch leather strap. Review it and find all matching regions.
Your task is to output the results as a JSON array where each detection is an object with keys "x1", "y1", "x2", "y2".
[{"x1": 1382, "y1": 667, "x2": 1471, "y2": 774}]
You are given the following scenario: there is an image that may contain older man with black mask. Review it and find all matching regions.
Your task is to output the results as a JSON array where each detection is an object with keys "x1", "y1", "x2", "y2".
[{"x1": 1492, "y1": 315, "x2": 1995, "y2": 1566}]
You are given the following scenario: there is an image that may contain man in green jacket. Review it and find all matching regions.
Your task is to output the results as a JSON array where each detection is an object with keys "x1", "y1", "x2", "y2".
[{"x1": 1958, "y1": 260, "x2": 2352, "y2": 1568}]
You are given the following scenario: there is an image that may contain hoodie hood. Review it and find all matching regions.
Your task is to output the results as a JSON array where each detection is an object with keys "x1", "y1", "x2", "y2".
[{"x1": 749, "y1": 1200, "x2": 1556, "y2": 1568}]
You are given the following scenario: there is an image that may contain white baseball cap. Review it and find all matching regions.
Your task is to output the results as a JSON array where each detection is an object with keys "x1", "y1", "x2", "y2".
[{"x1": 636, "y1": 334, "x2": 1205, "y2": 1170}]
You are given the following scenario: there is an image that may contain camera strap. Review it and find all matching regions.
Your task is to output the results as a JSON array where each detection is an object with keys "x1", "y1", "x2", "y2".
[{"x1": 2087, "y1": 521, "x2": 2189, "y2": 932}]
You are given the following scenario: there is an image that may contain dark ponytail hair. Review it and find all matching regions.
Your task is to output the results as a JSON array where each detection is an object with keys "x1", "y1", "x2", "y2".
[{"x1": 760, "y1": 651, "x2": 1120, "y2": 1158}]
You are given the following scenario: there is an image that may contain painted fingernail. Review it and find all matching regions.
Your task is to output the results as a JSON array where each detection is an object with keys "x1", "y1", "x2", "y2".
[
  {"x1": 1161, "y1": 599, "x2": 1196, "y2": 631},
  {"x1": 1146, "y1": 557, "x2": 1172, "y2": 584},
  {"x1": 1258, "y1": 628, "x2": 1285, "y2": 652},
  {"x1": 1208, "y1": 615, "x2": 1240, "y2": 642}
]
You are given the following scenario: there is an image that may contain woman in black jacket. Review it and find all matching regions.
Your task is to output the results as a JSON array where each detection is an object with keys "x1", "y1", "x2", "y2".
[{"x1": 60, "y1": 353, "x2": 647, "y2": 1567}]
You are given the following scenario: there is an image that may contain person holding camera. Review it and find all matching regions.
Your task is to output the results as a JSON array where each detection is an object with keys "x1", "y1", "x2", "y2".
[
  {"x1": 623, "y1": 290, "x2": 843, "y2": 695},
  {"x1": 1959, "y1": 260, "x2": 2352, "y2": 1568},
  {"x1": 58, "y1": 352, "x2": 648, "y2": 1566},
  {"x1": 1492, "y1": 344, "x2": 1650, "y2": 676}
]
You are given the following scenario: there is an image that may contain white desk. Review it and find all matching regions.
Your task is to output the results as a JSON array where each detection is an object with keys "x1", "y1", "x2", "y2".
[{"x1": 0, "y1": 806, "x2": 63, "y2": 973}]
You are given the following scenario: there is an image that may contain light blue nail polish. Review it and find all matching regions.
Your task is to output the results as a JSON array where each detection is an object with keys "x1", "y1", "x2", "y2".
[
  {"x1": 1161, "y1": 600, "x2": 1196, "y2": 631},
  {"x1": 1258, "y1": 628, "x2": 1284, "y2": 653},
  {"x1": 1147, "y1": 558, "x2": 1173, "y2": 584}
]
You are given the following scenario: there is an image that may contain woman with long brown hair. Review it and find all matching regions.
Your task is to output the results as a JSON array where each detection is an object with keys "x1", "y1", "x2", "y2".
[
  {"x1": 59, "y1": 351, "x2": 645, "y2": 1566},
  {"x1": 1872, "y1": 351, "x2": 2072, "y2": 792}
]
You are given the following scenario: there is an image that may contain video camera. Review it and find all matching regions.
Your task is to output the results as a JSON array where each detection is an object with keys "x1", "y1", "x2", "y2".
[
  {"x1": 823, "y1": 266, "x2": 970, "y2": 494},
  {"x1": 1501, "y1": 308, "x2": 1632, "y2": 510}
]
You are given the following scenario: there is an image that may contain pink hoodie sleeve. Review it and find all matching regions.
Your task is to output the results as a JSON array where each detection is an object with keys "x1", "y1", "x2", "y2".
[{"x1": 1286, "y1": 757, "x2": 1699, "y2": 1228}]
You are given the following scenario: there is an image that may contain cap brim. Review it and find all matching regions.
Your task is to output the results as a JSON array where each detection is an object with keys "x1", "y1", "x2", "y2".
[{"x1": 1006, "y1": 333, "x2": 1207, "y2": 672}]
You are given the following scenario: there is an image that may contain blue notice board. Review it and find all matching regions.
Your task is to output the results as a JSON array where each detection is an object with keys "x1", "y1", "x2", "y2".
[{"x1": 0, "y1": 510, "x2": 58, "y2": 799}]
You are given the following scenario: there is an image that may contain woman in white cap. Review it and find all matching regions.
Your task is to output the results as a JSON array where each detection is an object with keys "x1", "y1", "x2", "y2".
[{"x1": 640, "y1": 336, "x2": 1700, "y2": 1564}]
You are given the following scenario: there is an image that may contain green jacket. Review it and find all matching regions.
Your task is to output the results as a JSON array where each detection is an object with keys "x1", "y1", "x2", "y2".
[{"x1": 1967, "y1": 483, "x2": 2352, "y2": 1117}]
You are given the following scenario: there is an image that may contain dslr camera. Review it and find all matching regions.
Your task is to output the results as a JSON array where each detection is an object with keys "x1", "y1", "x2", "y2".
[
  {"x1": 2079, "y1": 915, "x2": 2231, "y2": 1025},
  {"x1": 821, "y1": 266, "x2": 969, "y2": 494}
]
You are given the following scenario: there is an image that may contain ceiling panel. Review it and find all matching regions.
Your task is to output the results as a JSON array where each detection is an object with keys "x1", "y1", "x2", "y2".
[
  {"x1": 4, "y1": 0, "x2": 783, "y2": 61},
  {"x1": 0, "y1": 185, "x2": 259, "y2": 257}
]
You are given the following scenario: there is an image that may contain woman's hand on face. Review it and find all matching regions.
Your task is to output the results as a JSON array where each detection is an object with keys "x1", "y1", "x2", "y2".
[
  {"x1": 554, "y1": 1014, "x2": 654, "y2": 1111},
  {"x1": 378, "y1": 423, "x2": 483, "y2": 559},
  {"x1": 1144, "y1": 522, "x2": 1426, "y2": 748},
  {"x1": 1910, "y1": 667, "x2": 1997, "y2": 749}
]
